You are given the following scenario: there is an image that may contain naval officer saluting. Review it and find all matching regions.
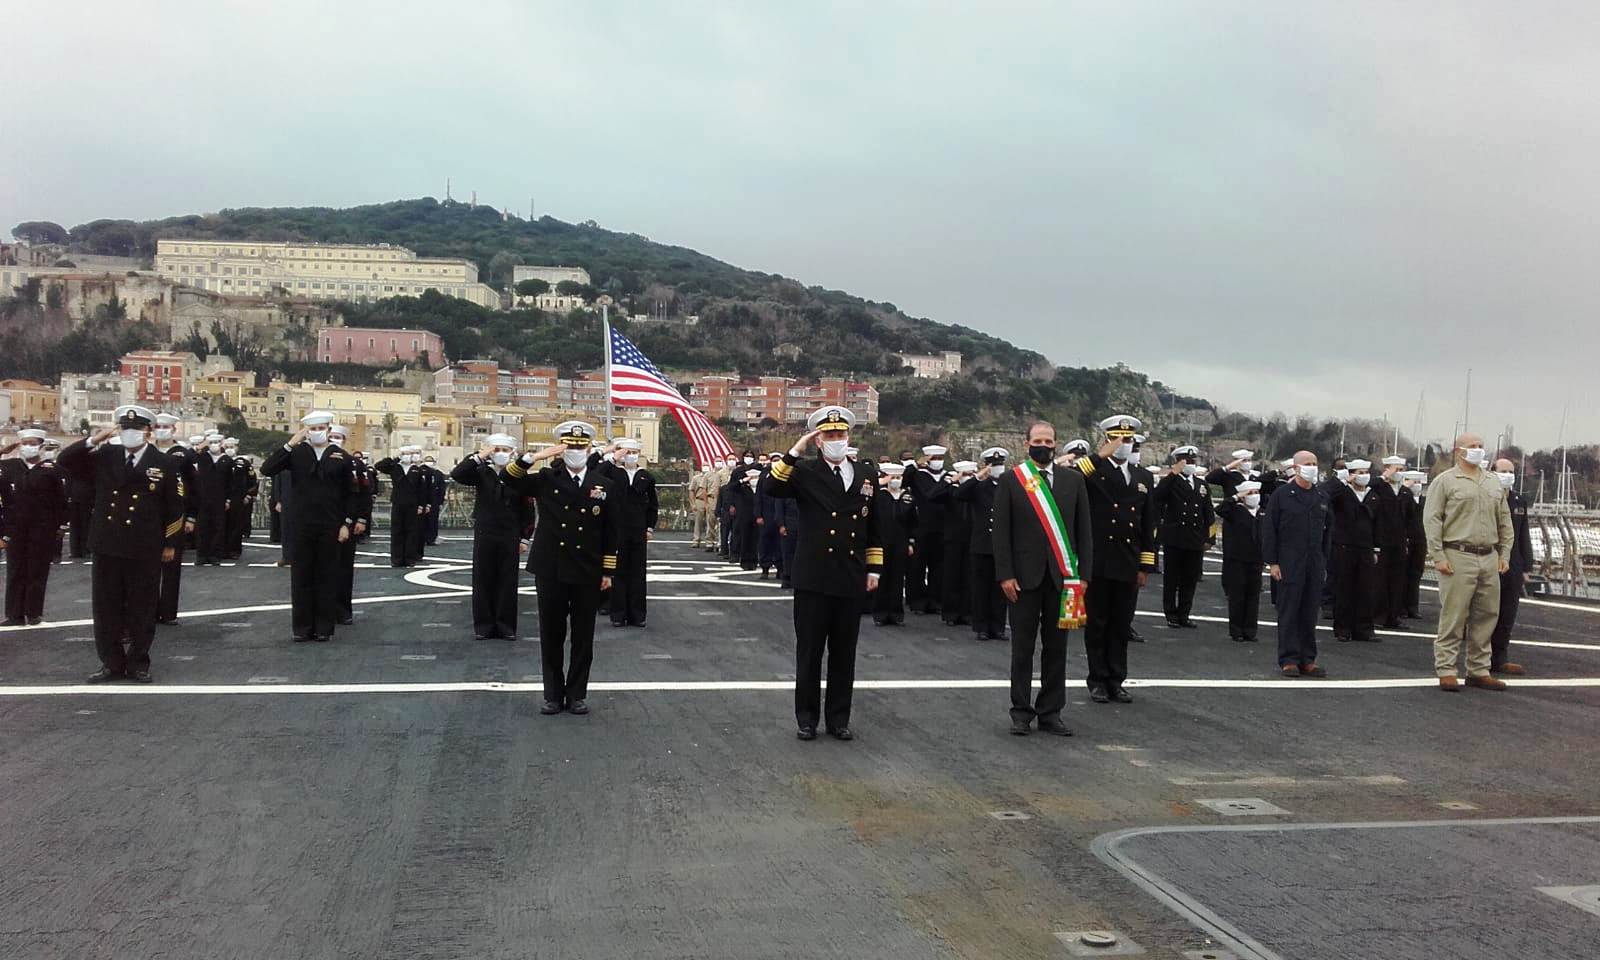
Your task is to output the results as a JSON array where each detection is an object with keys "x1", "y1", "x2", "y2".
[
  {"x1": 765, "y1": 406, "x2": 884, "y2": 741},
  {"x1": 58, "y1": 405, "x2": 185, "y2": 683},
  {"x1": 259, "y1": 411, "x2": 359, "y2": 643},
  {"x1": 507, "y1": 421, "x2": 621, "y2": 716}
]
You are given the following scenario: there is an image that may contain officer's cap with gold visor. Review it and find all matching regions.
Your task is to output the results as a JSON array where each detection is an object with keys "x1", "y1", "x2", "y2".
[
  {"x1": 807, "y1": 405, "x2": 855, "y2": 432},
  {"x1": 554, "y1": 420, "x2": 597, "y2": 447}
]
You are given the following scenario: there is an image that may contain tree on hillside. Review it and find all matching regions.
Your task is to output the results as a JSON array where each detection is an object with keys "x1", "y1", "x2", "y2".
[
  {"x1": 12, "y1": 221, "x2": 68, "y2": 244},
  {"x1": 555, "y1": 280, "x2": 597, "y2": 299},
  {"x1": 486, "y1": 251, "x2": 517, "y2": 289},
  {"x1": 514, "y1": 278, "x2": 550, "y2": 297}
]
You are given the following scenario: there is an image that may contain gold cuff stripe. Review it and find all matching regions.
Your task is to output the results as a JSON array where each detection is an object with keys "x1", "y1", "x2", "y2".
[
  {"x1": 865, "y1": 548, "x2": 885, "y2": 564},
  {"x1": 602, "y1": 556, "x2": 618, "y2": 569},
  {"x1": 1139, "y1": 552, "x2": 1157, "y2": 564},
  {"x1": 165, "y1": 520, "x2": 184, "y2": 537},
  {"x1": 1076, "y1": 458, "x2": 1095, "y2": 476},
  {"x1": 506, "y1": 461, "x2": 526, "y2": 478},
  {"x1": 770, "y1": 460, "x2": 793, "y2": 481}
]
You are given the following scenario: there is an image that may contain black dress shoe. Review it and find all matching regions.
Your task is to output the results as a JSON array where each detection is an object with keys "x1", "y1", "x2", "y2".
[
  {"x1": 1089, "y1": 685, "x2": 1111, "y2": 703},
  {"x1": 1165, "y1": 618, "x2": 1184, "y2": 629},
  {"x1": 796, "y1": 726, "x2": 817, "y2": 741},
  {"x1": 27, "y1": 616, "x2": 43, "y2": 626},
  {"x1": 1334, "y1": 633, "x2": 1352, "y2": 643},
  {"x1": 502, "y1": 635, "x2": 518, "y2": 642},
  {"x1": 828, "y1": 728, "x2": 853, "y2": 741},
  {"x1": 474, "y1": 634, "x2": 492, "y2": 641},
  {"x1": 86, "y1": 667, "x2": 122, "y2": 683},
  {"x1": 1010, "y1": 719, "x2": 1031, "y2": 736},
  {"x1": 336, "y1": 617, "x2": 354, "y2": 626},
  {"x1": 1037, "y1": 720, "x2": 1074, "y2": 737},
  {"x1": 158, "y1": 618, "x2": 179, "y2": 626},
  {"x1": 540, "y1": 701, "x2": 563, "y2": 715},
  {"x1": 1128, "y1": 627, "x2": 1146, "y2": 643},
  {"x1": 567, "y1": 700, "x2": 589, "y2": 715},
  {"x1": 313, "y1": 635, "x2": 331, "y2": 642},
  {"x1": 129, "y1": 670, "x2": 153, "y2": 684},
  {"x1": 1112, "y1": 687, "x2": 1133, "y2": 703},
  {"x1": 633, "y1": 620, "x2": 646, "y2": 628},
  {"x1": 0, "y1": 618, "x2": 22, "y2": 627},
  {"x1": 292, "y1": 635, "x2": 312, "y2": 643},
  {"x1": 611, "y1": 619, "x2": 627, "y2": 627},
  {"x1": 1179, "y1": 619, "x2": 1198, "y2": 629}
]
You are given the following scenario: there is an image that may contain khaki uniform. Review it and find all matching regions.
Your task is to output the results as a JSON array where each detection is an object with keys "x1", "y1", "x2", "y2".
[
  {"x1": 689, "y1": 469, "x2": 711, "y2": 545},
  {"x1": 1423, "y1": 465, "x2": 1513, "y2": 677}
]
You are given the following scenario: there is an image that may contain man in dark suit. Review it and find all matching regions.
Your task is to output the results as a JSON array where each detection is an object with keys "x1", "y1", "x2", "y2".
[
  {"x1": 1074, "y1": 415, "x2": 1159, "y2": 704},
  {"x1": 1, "y1": 428, "x2": 69, "y2": 625},
  {"x1": 507, "y1": 421, "x2": 621, "y2": 716},
  {"x1": 1216, "y1": 479, "x2": 1266, "y2": 642},
  {"x1": 957, "y1": 446, "x2": 1010, "y2": 641},
  {"x1": 259, "y1": 411, "x2": 359, "y2": 643},
  {"x1": 57, "y1": 406, "x2": 184, "y2": 682},
  {"x1": 1489, "y1": 458, "x2": 1532, "y2": 676},
  {"x1": 374, "y1": 444, "x2": 429, "y2": 567},
  {"x1": 597, "y1": 438, "x2": 657, "y2": 627},
  {"x1": 191, "y1": 430, "x2": 232, "y2": 565},
  {"x1": 454, "y1": 433, "x2": 534, "y2": 640},
  {"x1": 766, "y1": 406, "x2": 884, "y2": 741},
  {"x1": 1263, "y1": 451, "x2": 1333, "y2": 677},
  {"x1": 995, "y1": 422, "x2": 1093, "y2": 736},
  {"x1": 1153, "y1": 443, "x2": 1215, "y2": 629}
]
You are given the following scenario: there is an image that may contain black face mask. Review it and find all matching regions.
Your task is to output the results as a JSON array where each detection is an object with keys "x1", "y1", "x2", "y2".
[{"x1": 1028, "y1": 444, "x2": 1054, "y2": 464}]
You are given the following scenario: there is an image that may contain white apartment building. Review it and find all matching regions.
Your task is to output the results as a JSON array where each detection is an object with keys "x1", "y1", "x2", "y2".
[
  {"x1": 894, "y1": 350, "x2": 964, "y2": 379},
  {"x1": 512, "y1": 264, "x2": 591, "y2": 287},
  {"x1": 155, "y1": 239, "x2": 500, "y2": 308},
  {"x1": 58, "y1": 373, "x2": 138, "y2": 431}
]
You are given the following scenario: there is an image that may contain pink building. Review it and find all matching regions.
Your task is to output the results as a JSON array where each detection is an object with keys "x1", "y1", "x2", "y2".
[{"x1": 317, "y1": 327, "x2": 444, "y2": 368}]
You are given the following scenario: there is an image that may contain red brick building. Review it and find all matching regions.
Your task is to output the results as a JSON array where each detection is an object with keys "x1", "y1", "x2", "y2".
[
  {"x1": 689, "y1": 375, "x2": 878, "y2": 425},
  {"x1": 119, "y1": 351, "x2": 202, "y2": 405}
]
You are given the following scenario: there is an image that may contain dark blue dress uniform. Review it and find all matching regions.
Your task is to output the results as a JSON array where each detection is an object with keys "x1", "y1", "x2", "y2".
[
  {"x1": 337, "y1": 451, "x2": 376, "y2": 623},
  {"x1": 870, "y1": 482, "x2": 916, "y2": 625},
  {"x1": 1370, "y1": 479, "x2": 1410, "y2": 627},
  {"x1": 260, "y1": 440, "x2": 358, "y2": 642},
  {"x1": 192, "y1": 448, "x2": 232, "y2": 565},
  {"x1": 507, "y1": 453, "x2": 621, "y2": 711},
  {"x1": 452, "y1": 455, "x2": 534, "y2": 640},
  {"x1": 1261, "y1": 478, "x2": 1332, "y2": 670},
  {"x1": 905, "y1": 464, "x2": 949, "y2": 614},
  {"x1": 933, "y1": 475, "x2": 972, "y2": 625},
  {"x1": 956, "y1": 472, "x2": 1009, "y2": 640},
  {"x1": 1327, "y1": 480, "x2": 1380, "y2": 642},
  {"x1": 58, "y1": 437, "x2": 184, "y2": 679},
  {"x1": 766, "y1": 450, "x2": 884, "y2": 736},
  {"x1": 1489, "y1": 487, "x2": 1533, "y2": 670},
  {"x1": 1074, "y1": 454, "x2": 1158, "y2": 697},
  {"x1": 224, "y1": 454, "x2": 257, "y2": 559},
  {"x1": 422, "y1": 461, "x2": 448, "y2": 546},
  {"x1": 374, "y1": 455, "x2": 431, "y2": 567},
  {"x1": 1215, "y1": 498, "x2": 1265, "y2": 642},
  {"x1": 1, "y1": 455, "x2": 68, "y2": 624},
  {"x1": 1402, "y1": 485, "x2": 1427, "y2": 617},
  {"x1": 595, "y1": 460, "x2": 658, "y2": 627},
  {"x1": 1152, "y1": 470, "x2": 1215, "y2": 627},
  {"x1": 153, "y1": 442, "x2": 198, "y2": 623},
  {"x1": 727, "y1": 464, "x2": 759, "y2": 569}
]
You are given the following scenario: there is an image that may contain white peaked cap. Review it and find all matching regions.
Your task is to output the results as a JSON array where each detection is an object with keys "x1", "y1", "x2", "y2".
[
  {"x1": 1100, "y1": 414, "x2": 1142, "y2": 435},
  {"x1": 806, "y1": 405, "x2": 854, "y2": 431},
  {"x1": 1064, "y1": 439, "x2": 1090, "y2": 455},
  {"x1": 155, "y1": 413, "x2": 180, "y2": 426},
  {"x1": 1173, "y1": 444, "x2": 1200, "y2": 457},
  {"x1": 981, "y1": 447, "x2": 1009, "y2": 461},
  {"x1": 19, "y1": 428, "x2": 48, "y2": 441},
  {"x1": 114, "y1": 404, "x2": 156, "y2": 425}
]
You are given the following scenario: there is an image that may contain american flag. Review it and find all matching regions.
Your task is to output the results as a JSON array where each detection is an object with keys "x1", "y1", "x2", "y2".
[{"x1": 608, "y1": 324, "x2": 735, "y2": 468}]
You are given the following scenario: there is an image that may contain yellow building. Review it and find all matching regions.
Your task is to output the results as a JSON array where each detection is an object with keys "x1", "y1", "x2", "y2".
[
  {"x1": 0, "y1": 379, "x2": 62, "y2": 426},
  {"x1": 192, "y1": 370, "x2": 255, "y2": 413},
  {"x1": 154, "y1": 239, "x2": 501, "y2": 309}
]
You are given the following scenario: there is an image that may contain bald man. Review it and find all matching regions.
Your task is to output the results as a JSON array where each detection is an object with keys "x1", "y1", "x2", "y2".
[
  {"x1": 1424, "y1": 435, "x2": 1513, "y2": 691},
  {"x1": 1262, "y1": 451, "x2": 1332, "y2": 677}
]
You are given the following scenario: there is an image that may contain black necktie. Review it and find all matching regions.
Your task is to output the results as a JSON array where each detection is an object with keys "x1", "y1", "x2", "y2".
[{"x1": 833, "y1": 465, "x2": 843, "y2": 488}]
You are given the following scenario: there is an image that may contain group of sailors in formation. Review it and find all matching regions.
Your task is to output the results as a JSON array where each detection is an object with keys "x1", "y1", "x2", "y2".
[{"x1": 3, "y1": 400, "x2": 1534, "y2": 733}]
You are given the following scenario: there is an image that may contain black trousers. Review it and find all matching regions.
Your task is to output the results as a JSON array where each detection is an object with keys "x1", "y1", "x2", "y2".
[
  {"x1": 5, "y1": 526, "x2": 54, "y2": 620},
  {"x1": 157, "y1": 549, "x2": 184, "y2": 622},
  {"x1": 269, "y1": 508, "x2": 282, "y2": 544},
  {"x1": 92, "y1": 554, "x2": 159, "y2": 673},
  {"x1": 872, "y1": 546, "x2": 907, "y2": 623},
  {"x1": 758, "y1": 523, "x2": 783, "y2": 571},
  {"x1": 289, "y1": 525, "x2": 341, "y2": 639},
  {"x1": 1084, "y1": 577, "x2": 1139, "y2": 691},
  {"x1": 1404, "y1": 543, "x2": 1427, "y2": 616},
  {"x1": 225, "y1": 501, "x2": 250, "y2": 557},
  {"x1": 389, "y1": 507, "x2": 422, "y2": 566},
  {"x1": 941, "y1": 540, "x2": 969, "y2": 623},
  {"x1": 195, "y1": 505, "x2": 227, "y2": 563},
  {"x1": 733, "y1": 515, "x2": 757, "y2": 569},
  {"x1": 1009, "y1": 577, "x2": 1068, "y2": 724},
  {"x1": 1375, "y1": 546, "x2": 1407, "y2": 625},
  {"x1": 1330, "y1": 544, "x2": 1377, "y2": 641},
  {"x1": 68, "y1": 501, "x2": 92, "y2": 557},
  {"x1": 969, "y1": 552, "x2": 1007, "y2": 638},
  {"x1": 793, "y1": 588, "x2": 862, "y2": 732},
  {"x1": 1489, "y1": 571, "x2": 1525, "y2": 669},
  {"x1": 609, "y1": 538, "x2": 648, "y2": 625},
  {"x1": 1162, "y1": 547, "x2": 1204, "y2": 621},
  {"x1": 1275, "y1": 571, "x2": 1323, "y2": 667},
  {"x1": 536, "y1": 577, "x2": 601, "y2": 704},
  {"x1": 472, "y1": 535, "x2": 520, "y2": 638},
  {"x1": 1220, "y1": 559, "x2": 1263, "y2": 640},
  {"x1": 913, "y1": 537, "x2": 944, "y2": 613},
  {"x1": 780, "y1": 528, "x2": 799, "y2": 585},
  {"x1": 425, "y1": 508, "x2": 441, "y2": 545},
  {"x1": 336, "y1": 535, "x2": 358, "y2": 621}
]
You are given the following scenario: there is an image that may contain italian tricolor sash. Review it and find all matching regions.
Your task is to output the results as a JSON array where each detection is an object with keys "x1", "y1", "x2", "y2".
[{"x1": 1013, "y1": 460, "x2": 1087, "y2": 629}]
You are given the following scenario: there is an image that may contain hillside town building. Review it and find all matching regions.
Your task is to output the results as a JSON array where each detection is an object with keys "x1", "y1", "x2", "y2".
[{"x1": 155, "y1": 240, "x2": 500, "y2": 308}]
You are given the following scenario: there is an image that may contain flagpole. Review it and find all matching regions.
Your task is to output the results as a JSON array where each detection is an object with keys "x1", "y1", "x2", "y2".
[{"x1": 599, "y1": 295, "x2": 614, "y2": 441}]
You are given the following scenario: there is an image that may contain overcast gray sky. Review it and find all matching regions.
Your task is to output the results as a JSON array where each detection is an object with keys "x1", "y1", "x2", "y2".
[{"x1": 6, "y1": 1, "x2": 1596, "y2": 448}]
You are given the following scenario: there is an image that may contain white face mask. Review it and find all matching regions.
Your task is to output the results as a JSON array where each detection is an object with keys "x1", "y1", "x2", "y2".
[
  {"x1": 623, "y1": 454, "x2": 639, "y2": 467},
  {"x1": 743, "y1": 456, "x2": 754, "y2": 465},
  {"x1": 725, "y1": 461, "x2": 738, "y2": 470},
  {"x1": 119, "y1": 428, "x2": 147, "y2": 449},
  {"x1": 1298, "y1": 464, "x2": 1319, "y2": 482},
  {"x1": 1127, "y1": 450, "x2": 1142, "y2": 466},
  {"x1": 821, "y1": 439, "x2": 849, "y2": 462},
  {"x1": 928, "y1": 458, "x2": 944, "y2": 472},
  {"x1": 305, "y1": 429, "x2": 327, "y2": 447},
  {"x1": 1335, "y1": 468, "x2": 1349, "y2": 482},
  {"x1": 1113, "y1": 442, "x2": 1133, "y2": 461},
  {"x1": 224, "y1": 446, "x2": 239, "y2": 456},
  {"x1": 154, "y1": 428, "x2": 173, "y2": 442},
  {"x1": 20, "y1": 443, "x2": 42, "y2": 460},
  {"x1": 330, "y1": 436, "x2": 346, "y2": 447},
  {"x1": 1495, "y1": 471, "x2": 1515, "y2": 490},
  {"x1": 1244, "y1": 493, "x2": 1261, "y2": 509},
  {"x1": 1239, "y1": 461, "x2": 1253, "y2": 474},
  {"x1": 1351, "y1": 473, "x2": 1370, "y2": 487},
  {"x1": 887, "y1": 478, "x2": 902, "y2": 491},
  {"x1": 1463, "y1": 447, "x2": 1487, "y2": 465},
  {"x1": 988, "y1": 464, "x2": 1005, "y2": 479},
  {"x1": 1182, "y1": 463, "x2": 1198, "y2": 476},
  {"x1": 491, "y1": 450, "x2": 513, "y2": 467},
  {"x1": 563, "y1": 447, "x2": 589, "y2": 470}
]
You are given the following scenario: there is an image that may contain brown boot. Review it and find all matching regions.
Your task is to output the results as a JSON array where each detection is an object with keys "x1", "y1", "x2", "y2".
[
  {"x1": 1299, "y1": 663, "x2": 1326, "y2": 678},
  {"x1": 1438, "y1": 676, "x2": 1460, "y2": 692},
  {"x1": 1491, "y1": 663, "x2": 1526, "y2": 676},
  {"x1": 1466, "y1": 674, "x2": 1508, "y2": 691}
]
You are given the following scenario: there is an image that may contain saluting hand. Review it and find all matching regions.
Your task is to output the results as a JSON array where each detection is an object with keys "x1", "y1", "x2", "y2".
[
  {"x1": 288, "y1": 427, "x2": 308, "y2": 446},
  {"x1": 1098, "y1": 438, "x2": 1120, "y2": 458},
  {"x1": 91, "y1": 427, "x2": 117, "y2": 445},
  {"x1": 790, "y1": 429, "x2": 820, "y2": 457}
]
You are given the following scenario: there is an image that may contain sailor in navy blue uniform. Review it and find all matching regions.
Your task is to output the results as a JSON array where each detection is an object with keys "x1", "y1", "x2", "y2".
[
  {"x1": 956, "y1": 447, "x2": 1011, "y2": 641},
  {"x1": 1, "y1": 427, "x2": 68, "y2": 626},
  {"x1": 1262, "y1": 451, "x2": 1333, "y2": 677},
  {"x1": 259, "y1": 411, "x2": 359, "y2": 643}
]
